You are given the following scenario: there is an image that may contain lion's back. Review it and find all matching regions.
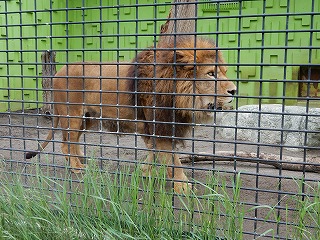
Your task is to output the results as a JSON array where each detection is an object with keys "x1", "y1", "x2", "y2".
[{"x1": 53, "y1": 62, "x2": 130, "y2": 90}]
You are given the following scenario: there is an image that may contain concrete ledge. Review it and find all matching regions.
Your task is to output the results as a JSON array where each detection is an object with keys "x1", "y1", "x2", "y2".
[{"x1": 218, "y1": 104, "x2": 320, "y2": 150}]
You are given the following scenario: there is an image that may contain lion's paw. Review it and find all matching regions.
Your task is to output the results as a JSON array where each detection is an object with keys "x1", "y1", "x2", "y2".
[
  {"x1": 174, "y1": 181, "x2": 193, "y2": 194},
  {"x1": 141, "y1": 164, "x2": 152, "y2": 178},
  {"x1": 70, "y1": 163, "x2": 86, "y2": 173}
]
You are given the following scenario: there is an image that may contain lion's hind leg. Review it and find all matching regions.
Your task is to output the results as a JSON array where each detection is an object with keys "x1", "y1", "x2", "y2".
[
  {"x1": 75, "y1": 117, "x2": 96, "y2": 164},
  {"x1": 60, "y1": 116, "x2": 86, "y2": 173}
]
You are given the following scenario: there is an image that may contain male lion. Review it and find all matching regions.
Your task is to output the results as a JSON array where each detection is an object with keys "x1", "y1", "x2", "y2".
[{"x1": 26, "y1": 37, "x2": 236, "y2": 193}]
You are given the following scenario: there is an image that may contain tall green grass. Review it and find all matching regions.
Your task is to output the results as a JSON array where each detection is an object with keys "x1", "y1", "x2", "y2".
[
  {"x1": 292, "y1": 180, "x2": 320, "y2": 240},
  {"x1": 0, "y1": 160, "x2": 319, "y2": 239}
]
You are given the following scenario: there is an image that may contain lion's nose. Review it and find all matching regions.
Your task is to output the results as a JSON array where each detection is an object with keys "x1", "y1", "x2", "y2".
[{"x1": 227, "y1": 89, "x2": 236, "y2": 96}]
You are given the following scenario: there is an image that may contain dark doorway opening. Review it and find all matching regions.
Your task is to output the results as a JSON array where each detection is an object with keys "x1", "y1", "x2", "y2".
[{"x1": 298, "y1": 66, "x2": 320, "y2": 98}]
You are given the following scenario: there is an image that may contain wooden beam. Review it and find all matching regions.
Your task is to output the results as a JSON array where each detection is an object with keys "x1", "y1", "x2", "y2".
[
  {"x1": 158, "y1": 0, "x2": 197, "y2": 47},
  {"x1": 180, "y1": 151, "x2": 320, "y2": 173},
  {"x1": 41, "y1": 50, "x2": 56, "y2": 117}
]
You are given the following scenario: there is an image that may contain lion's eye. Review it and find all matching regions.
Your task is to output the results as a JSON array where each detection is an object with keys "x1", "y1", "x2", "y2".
[{"x1": 207, "y1": 72, "x2": 216, "y2": 78}]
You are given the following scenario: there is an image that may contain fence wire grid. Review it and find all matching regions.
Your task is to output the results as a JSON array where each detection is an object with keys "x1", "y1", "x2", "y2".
[{"x1": 0, "y1": 0, "x2": 320, "y2": 239}]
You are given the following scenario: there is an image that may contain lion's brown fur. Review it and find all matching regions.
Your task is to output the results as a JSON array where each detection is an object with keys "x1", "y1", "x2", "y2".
[
  {"x1": 26, "y1": 37, "x2": 236, "y2": 193},
  {"x1": 127, "y1": 37, "x2": 234, "y2": 143}
]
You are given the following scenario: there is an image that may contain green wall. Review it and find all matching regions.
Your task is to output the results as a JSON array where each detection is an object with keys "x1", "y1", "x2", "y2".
[
  {"x1": 1, "y1": 0, "x2": 319, "y2": 111},
  {"x1": 0, "y1": 0, "x2": 67, "y2": 111},
  {"x1": 201, "y1": 0, "x2": 320, "y2": 106}
]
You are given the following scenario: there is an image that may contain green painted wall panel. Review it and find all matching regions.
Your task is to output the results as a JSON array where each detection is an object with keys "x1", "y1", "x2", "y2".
[
  {"x1": 65, "y1": 0, "x2": 171, "y2": 62},
  {"x1": 0, "y1": 0, "x2": 67, "y2": 111},
  {"x1": 200, "y1": 0, "x2": 320, "y2": 106},
  {"x1": 1, "y1": 0, "x2": 319, "y2": 112}
]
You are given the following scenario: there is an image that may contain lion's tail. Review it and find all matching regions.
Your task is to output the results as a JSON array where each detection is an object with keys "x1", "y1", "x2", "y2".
[{"x1": 25, "y1": 115, "x2": 59, "y2": 159}]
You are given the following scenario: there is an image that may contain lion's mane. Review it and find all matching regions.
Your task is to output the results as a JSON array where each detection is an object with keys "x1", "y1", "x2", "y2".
[{"x1": 127, "y1": 37, "x2": 219, "y2": 143}]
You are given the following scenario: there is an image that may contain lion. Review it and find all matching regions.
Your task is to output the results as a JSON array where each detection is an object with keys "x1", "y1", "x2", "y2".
[{"x1": 26, "y1": 36, "x2": 236, "y2": 193}]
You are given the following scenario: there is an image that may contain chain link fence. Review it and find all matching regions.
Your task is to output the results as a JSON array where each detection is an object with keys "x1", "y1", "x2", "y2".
[{"x1": 0, "y1": 0, "x2": 319, "y2": 239}]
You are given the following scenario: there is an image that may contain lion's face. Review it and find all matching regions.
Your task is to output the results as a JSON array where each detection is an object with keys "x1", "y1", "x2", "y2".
[
  {"x1": 195, "y1": 61, "x2": 236, "y2": 113},
  {"x1": 171, "y1": 38, "x2": 236, "y2": 118}
]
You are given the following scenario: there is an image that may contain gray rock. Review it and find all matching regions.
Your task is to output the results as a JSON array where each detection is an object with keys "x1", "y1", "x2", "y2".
[{"x1": 218, "y1": 104, "x2": 320, "y2": 150}]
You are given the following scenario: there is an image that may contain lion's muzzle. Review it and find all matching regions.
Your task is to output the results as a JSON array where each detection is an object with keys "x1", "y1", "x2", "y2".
[{"x1": 207, "y1": 102, "x2": 223, "y2": 110}]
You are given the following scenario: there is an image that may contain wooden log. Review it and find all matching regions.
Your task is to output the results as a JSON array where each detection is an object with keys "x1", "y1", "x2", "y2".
[
  {"x1": 41, "y1": 50, "x2": 56, "y2": 117},
  {"x1": 180, "y1": 151, "x2": 320, "y2": 173},
  {"x1": 158, "y1": 0, "x2": 197, "y2": 47}
]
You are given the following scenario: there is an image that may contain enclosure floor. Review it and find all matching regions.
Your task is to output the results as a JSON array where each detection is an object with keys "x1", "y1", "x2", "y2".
[{"x1": 1, "y1": 111, "x2": 319, "y2": 239}]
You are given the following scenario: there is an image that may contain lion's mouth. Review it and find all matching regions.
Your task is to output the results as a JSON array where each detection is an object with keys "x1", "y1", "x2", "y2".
[{"x1": 207, "y1": 103, "x2": 223, "y2": 110}]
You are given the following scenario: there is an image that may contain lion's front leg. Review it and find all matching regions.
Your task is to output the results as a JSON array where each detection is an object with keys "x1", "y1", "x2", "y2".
[
  {"x1": 164, "y1": 152, "x2": 191, "y2": 194},
  {"x1": 144, "y1": 138, "x2": 191, "y2": 194},
  {"x1": 140, "y1": 136, "x2": 155, "y2": 177},
  {"x1": 141, "y1": 151, "x2": 154, "y2": 177}
]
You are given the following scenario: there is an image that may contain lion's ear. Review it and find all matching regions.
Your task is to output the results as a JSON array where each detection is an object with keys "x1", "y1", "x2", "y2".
[
  {"x1": 174, "y1": 50, "x2": 195, "y2": 70},
  {"x1": 160, "y1": 49, "x2": 194, "y2": 69},
  {"x1": 175, "y1": 50, "x2": 192, "y2": 63}
]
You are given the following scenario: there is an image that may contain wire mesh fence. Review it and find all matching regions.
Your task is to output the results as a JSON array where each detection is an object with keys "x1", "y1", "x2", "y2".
[{"x1": 0, "y1": 0, "x2": 319, "y2": 239}]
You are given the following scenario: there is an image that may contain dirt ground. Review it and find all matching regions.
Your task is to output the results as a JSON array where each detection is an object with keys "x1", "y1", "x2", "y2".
[{"x1": 0, "y1": 110, "x2": 319, "y2": 239}]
